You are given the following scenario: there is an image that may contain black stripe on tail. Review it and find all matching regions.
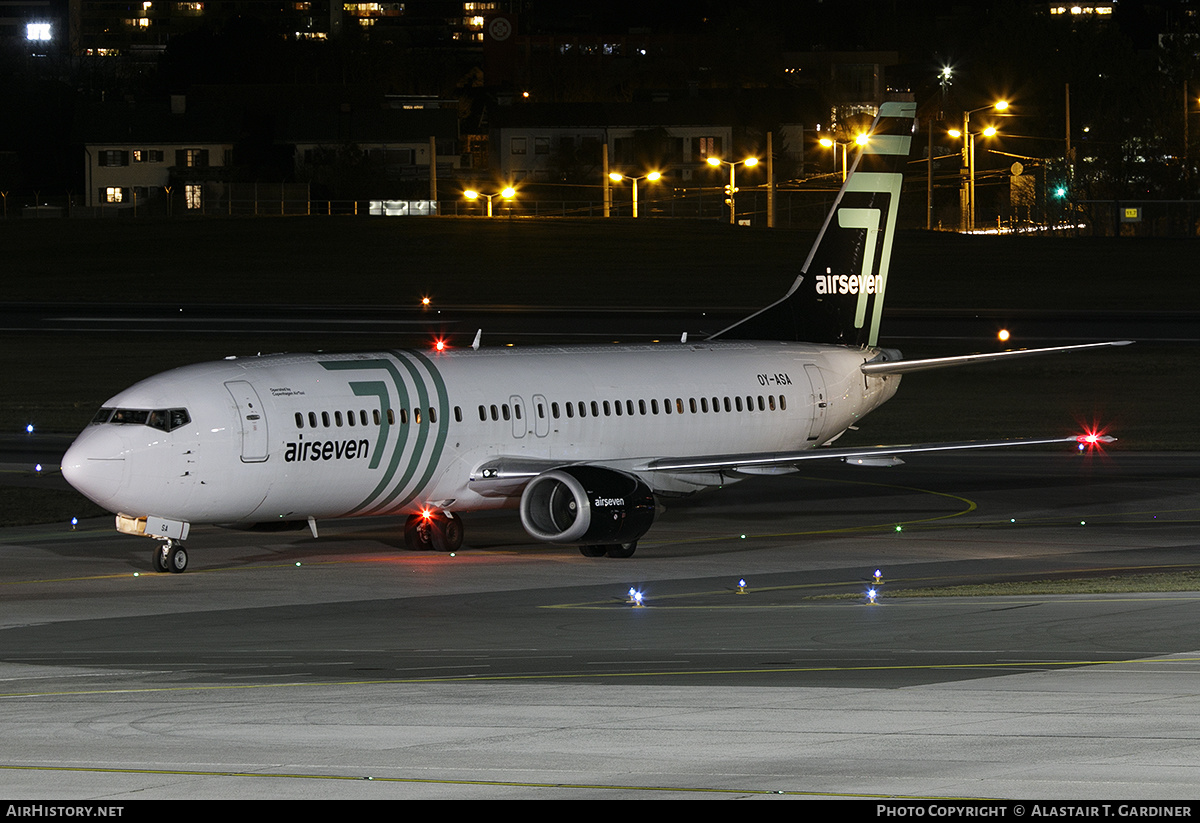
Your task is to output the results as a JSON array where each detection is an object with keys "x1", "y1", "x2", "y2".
[{"x1": 711, "y1": 100, "x2": 916, "y2": 347}]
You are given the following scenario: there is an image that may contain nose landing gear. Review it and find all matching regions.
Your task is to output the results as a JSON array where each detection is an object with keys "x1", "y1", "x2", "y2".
[{"x1": 152, "y1": 539, "x2": 188, "y2": 573}]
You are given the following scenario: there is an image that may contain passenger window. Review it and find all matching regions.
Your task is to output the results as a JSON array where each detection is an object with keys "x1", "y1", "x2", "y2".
[
  {"x1": 454, "y1": 406, "x2": 463, "y2": 423},
  {"x1": 502, "y1": 405, "x2": 510, "y2": 421},
  {"x1": 310, "y1": 412, "x2": 319, "y2": 428},
  {"x1": 373, "y1": 409, "x2": 380, "y2": 426},
  {"x1": 552, "y1": 402, "x2": 560, "y2": 419},
  {"x1": 779, "y1": 395, "x2": 787, "y2": 411},
  {"x1": 361, "y1": 410, "x2": 369, "y2": 426},
  {"x1": 386, "y1": 409, "x2": 395, "y2": 425},
  {"x1": 322, "y1": 411, "x2": 330, "y2": 428},
  {"x1": 295, "y1": 412, "x2": 304, "y2": 428},
  {"x1": 768, "y1": 396, "x2": 776, "y2": 411},
  {"x1": 346, "y1": 410, "x2": 355, "y2": 427},
  {"x1": 335, "y1": 411, "x2": 343, "y2": 427},
  {"x1": 428, "y1": 407, "x2": 436, "y2": 424}
]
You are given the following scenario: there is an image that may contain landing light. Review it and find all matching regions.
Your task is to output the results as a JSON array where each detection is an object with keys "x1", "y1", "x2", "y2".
[{"x1": 997, "y1": 329, "x2": 1010, "y2": 342}]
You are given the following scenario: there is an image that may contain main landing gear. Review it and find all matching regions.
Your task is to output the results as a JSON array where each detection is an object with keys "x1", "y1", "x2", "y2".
[
  {"x1": 579, "y1": 542, "x2": 637, "y2": 559},
  {"x1": 151, "y1": 539, "x2": 188, "y2": 573},
  {"x1": 404, "y1": 511, "x2": 465, "y2": 553}
]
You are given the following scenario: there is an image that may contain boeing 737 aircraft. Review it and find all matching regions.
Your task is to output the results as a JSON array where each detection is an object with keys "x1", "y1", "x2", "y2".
[{"x1": 62, "y1": 101, "x2": 1124, "y2": 572}]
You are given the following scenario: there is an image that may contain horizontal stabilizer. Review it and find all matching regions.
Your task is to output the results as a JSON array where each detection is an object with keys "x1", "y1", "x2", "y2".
[{"x1": 861, "y1": 341, "x2": 1133, "y2": 376}]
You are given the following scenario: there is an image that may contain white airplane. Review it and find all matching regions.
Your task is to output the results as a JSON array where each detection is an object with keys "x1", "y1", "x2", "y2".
[{"x1": 61, "y1": 101, "x2": 1125, "y2": 573}]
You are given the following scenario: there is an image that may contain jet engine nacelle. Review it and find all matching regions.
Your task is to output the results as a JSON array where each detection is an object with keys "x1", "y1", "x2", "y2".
[{"x1": 519, "y1": 466, "x2": 656, "y2": 545}]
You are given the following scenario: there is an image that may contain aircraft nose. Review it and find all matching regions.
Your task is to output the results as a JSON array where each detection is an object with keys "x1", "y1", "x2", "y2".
[{"x1": 61, "y1": 426, "x2": 129, "y2": 508}]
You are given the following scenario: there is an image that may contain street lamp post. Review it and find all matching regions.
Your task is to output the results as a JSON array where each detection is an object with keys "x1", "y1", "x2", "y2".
[
  {"x1": 464, "y1": 187, "x2": 515, "y2": 217},
  {"x1": 955, "y1": 101, "x2": 1008, "y2": 231},
  {"x1": 818, "y1": 133, "x2": 868, "y2": 182},
  {"x1": 706, "y1": 156, "x2": 758, "y2": 224},
  {"x1": 608, "y1": 171, "x2": 661, "y2": 218}
]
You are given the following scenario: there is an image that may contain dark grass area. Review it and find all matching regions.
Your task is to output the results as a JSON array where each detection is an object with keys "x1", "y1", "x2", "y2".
[{"x1": 4, "y1": 217, "x2": 1197, "y2": 311}]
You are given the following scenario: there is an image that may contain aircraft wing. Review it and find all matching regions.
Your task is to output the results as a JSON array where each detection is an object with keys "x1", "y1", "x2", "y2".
[
  {"x1": 636, "y1": 435, "x2": 1113, "y2": 473},
  {"x1": 470, "y1": 435, "x2": 1113, "y2": 495}
]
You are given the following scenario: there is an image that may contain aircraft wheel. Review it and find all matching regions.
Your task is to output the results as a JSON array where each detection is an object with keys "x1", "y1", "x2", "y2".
[
  {"x1": 404, "y1": 514, "x2": 432, "y2": 551},
  {"x1": 430, "y1": 515, "x2": 464, "y2": 552},
  {"x1": 605, "y1": 542, "x2": 637, "y2": 559},
  {"x1": 151, "y1": 545, "x2": 168, "y2": 573},
  {"x1": 578, "y1": 545, "x2": 607, "y2": 557},
  {"x1": 167, "y1": 543, "x2": 188, "y2": 573}
]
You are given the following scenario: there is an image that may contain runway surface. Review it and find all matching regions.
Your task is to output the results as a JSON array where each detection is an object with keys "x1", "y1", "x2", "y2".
[{"x1": 3, "y1": 452, "x2": 1200, "y2": 799}]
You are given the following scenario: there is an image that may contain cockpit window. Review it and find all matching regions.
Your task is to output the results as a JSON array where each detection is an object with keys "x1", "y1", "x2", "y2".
[{"x1": 94, "y1": 407, "x2": 191, "y2": 432}]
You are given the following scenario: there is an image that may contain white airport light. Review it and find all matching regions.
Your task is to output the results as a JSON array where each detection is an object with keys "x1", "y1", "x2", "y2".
[
  {"x1": 34, "y1": 463, "x2": 42, "y2": 473},
  {"x1": 26, "y1": 423, "x2": 34, "y2": 434},
  {"x1": 867, "y1": 588, "x2": 878, "y2": 604},
  {"x1": 737, "y1": 578, "x2": 747, "y2": 595}
]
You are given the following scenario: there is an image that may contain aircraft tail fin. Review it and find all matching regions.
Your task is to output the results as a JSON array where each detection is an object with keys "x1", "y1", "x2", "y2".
[{"x1": 711, "y1": 100, "x2": 916, "y2": 347}]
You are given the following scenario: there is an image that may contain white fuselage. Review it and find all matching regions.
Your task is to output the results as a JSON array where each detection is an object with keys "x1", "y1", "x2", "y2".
[{"x1": 62, "y1": 341, "x2": 900, "y2": 527}]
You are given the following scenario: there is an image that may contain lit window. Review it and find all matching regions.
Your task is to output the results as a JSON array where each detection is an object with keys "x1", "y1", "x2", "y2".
[
  {"x1": 185, "y1": 184, "x2": 202, "y2": 209},
  {"x1": 26, "y1": 23, "x2": 51, "y2": 41},
  {"x1": 105, "y1": 187, "x2": 124, "y2": 203}
]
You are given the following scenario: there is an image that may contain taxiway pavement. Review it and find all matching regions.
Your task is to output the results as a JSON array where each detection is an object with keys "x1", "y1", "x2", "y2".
[{"x1": 2, "y1": 452, "x2": 1200, "y2": 799}]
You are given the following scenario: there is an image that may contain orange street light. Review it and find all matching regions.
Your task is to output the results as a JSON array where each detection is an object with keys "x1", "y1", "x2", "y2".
[
  {"x1": 706, "y1": 156, "x2": 759, "y2": 224},
  {"x1": 608, "y1": 171, "x2": 662, "y2": 218}
]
